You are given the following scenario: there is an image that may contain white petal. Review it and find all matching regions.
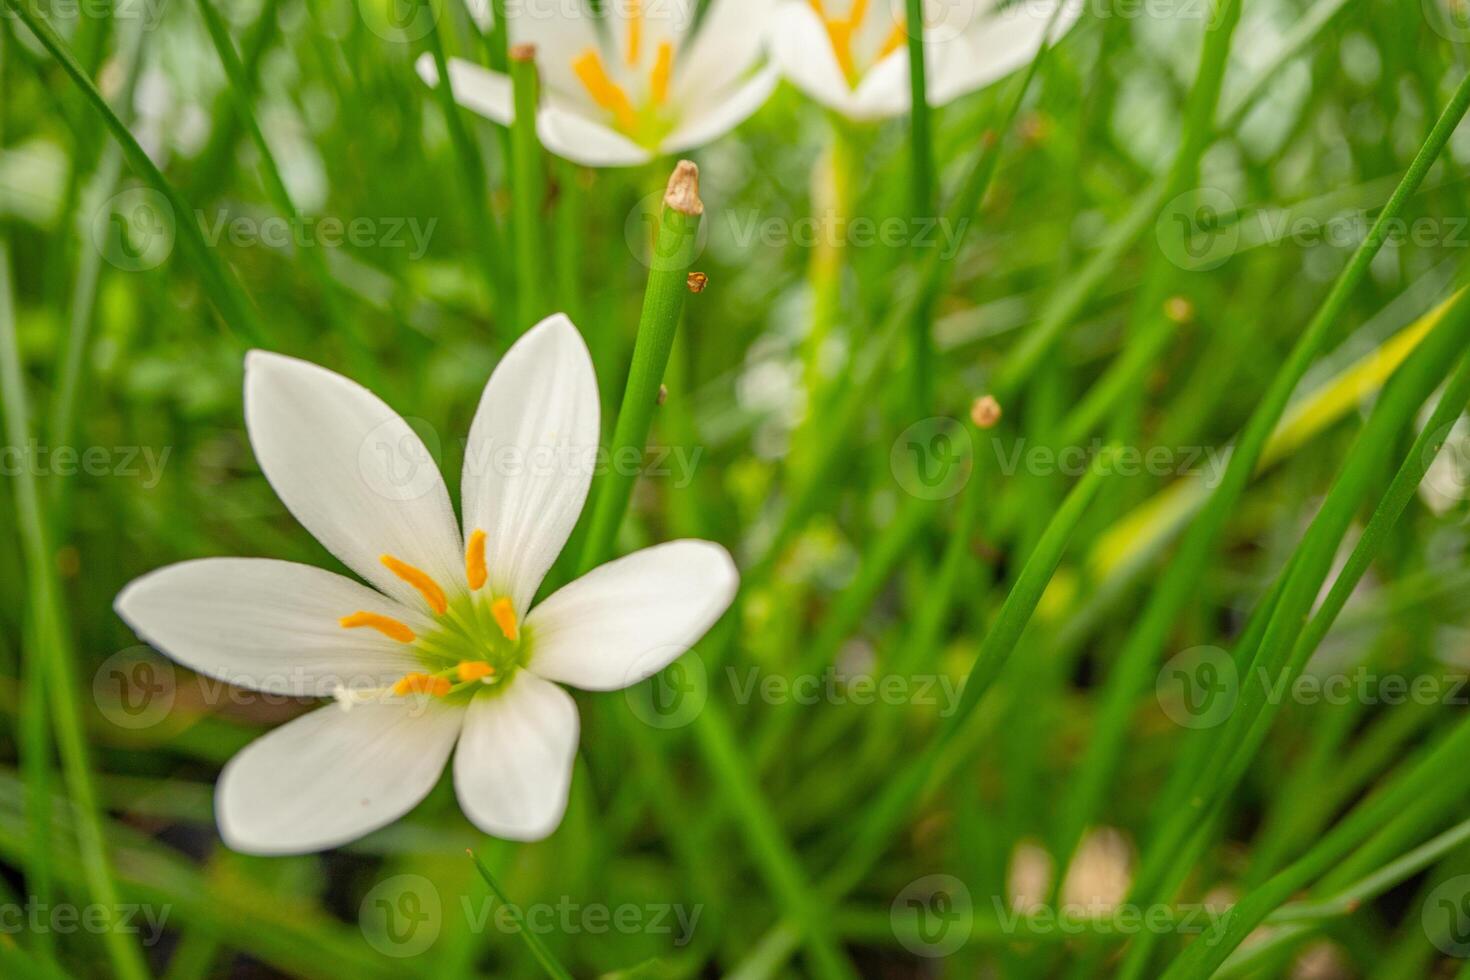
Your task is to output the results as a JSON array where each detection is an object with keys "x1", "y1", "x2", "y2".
[
  {"x1": 770, "y1": 2, "x2": 856, "y2": 116},
  {"x1": 674, "y1": 0, "x2": 776, "y2": 99},
  {"x1": 851, "y1": 50, "x2": 914, "y2": 120},
  {"x1": 537, "y1": 105, "x2": 654, "y2": 167},
  {"x1": 217, "y1": 700, "x2": 463, "y2": 855},
  {"x1": 115, "y1": 559, "x2": 430, "y2": 696},
  {"x1": 417, "y1": 54, "x2": 514, "y2": 126},
  {"x1": 454, "y1": 673, "x2": 579, "y2": 841},
  {"x1": 663, "y1": 66, "x2": 779, "y2": 155},
  {"x1": 525, "y1": 540, "x2": 738, "y2": 691},
  {"x1": 461, "y1": 314, "x2": 600, "y2": 615},
  {"x1": 928, "y1": 0, "x2": 1083, "y2": 106},
  {"x1": 244, "y1": 351, "x2": 464, "y2": 614}
]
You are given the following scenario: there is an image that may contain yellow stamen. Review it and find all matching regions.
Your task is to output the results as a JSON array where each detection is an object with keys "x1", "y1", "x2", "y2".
[
  {"x1": 491, "y1": 597, "x2": 520, "y2": 642},
  {"x1": 393, "y1": 672, "x2": 451, "y2": 697},
  {"x1": 380, "y1": 554, "x2": 448, "y2": 615},
  {"x1": 457, "y1": 661, "x2": 496, "y2": 682},
  {"x1": 650, "y1": 40, "x2": 674, "y2": 105},
  {"x1": 827, "y1": 20, "x2": 857, "y2": 80},
  {"x1": 810, "y1": 0, "x2": 879, "y2": 84},
  {"x1": 339, "y1": 611, "x2": 416, "y2": 643},
  {"x1": 878, "y1": 20, "x2": 908, "y2": 60},
  {"x1": 573, "y1": 48, "x2": 639, "y2": 133},
  {"x1": 626, "y1": 0, "x2": 642, "y2": 66},
  {"x1": 466, "y1": 529, "x2": 488, "y2": 591}
]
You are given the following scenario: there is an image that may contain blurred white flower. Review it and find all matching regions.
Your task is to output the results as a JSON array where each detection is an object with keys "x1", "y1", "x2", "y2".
[
  {"x1": 116, "y1": 314, "x2": 738, "y2": 854},
  {"x1": 771, "y1": 0, "x2": 1082, "y2": 121},
  {"x1": 417, "y1": 0, "x2": 777, "y2": 167}
]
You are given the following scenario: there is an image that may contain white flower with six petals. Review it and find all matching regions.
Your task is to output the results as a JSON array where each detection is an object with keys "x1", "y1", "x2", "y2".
[
  {"x1": 771, "y1": 0, "x2": 1083, "y2": 121},
  {"x1": 116, "y1": 314, "x2": 738, "y2": 854},
  {"x1": 416, "y1": 0, "x2": 777, "y2": 167}
]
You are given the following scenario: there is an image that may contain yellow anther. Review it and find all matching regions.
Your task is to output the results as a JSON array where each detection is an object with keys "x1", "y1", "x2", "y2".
[
  {"x1": 810, "y1": 0, "x2": 882, "y2": 84},
  {"x1": 650, "y1": 40, "x2": 674, "y2": 105},
  {"x1": 457, "y1": 661, "x2": 496, "y2": 683},
  {"x1": 491, "y1": 597, "x2": 520, "y2": 642},
  {"x1": 626, "y1": 0, "x2": 642, "y2": 65},
  {"x1": 380, "y1": 554, "x2": 448, "y2": 615},
  {"x1": 339, "y1": 611, "x2": 416, "y2": 643},
  {"x1": 827, "y1": 20, "x2": 858, "y2": 81},
  {"x1": 466, "y1": 529, "x2": 488, "y2": 591},
  {"x1": 573, "y1": 48, "x2": 639, "y2": 133},
  {"x1": 393, "y1": 673, "x2": 451, "y2": 697}
]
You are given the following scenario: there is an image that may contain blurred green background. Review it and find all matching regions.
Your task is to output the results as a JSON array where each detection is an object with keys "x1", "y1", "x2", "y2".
[{"x1": 6, "y1": 0, "x2": 1470, "y2": 976}]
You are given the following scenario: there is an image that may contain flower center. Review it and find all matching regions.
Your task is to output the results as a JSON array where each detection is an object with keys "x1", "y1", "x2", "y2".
[
  {"x1": 571, "y1": 0, "x2": 676, "y2": 146},
  {"x1": 810, "y1": 0, "x2": 908, "y2": 88},
  {"x1": 333, "y1": 530, "x2": 527, "y2": 709}
]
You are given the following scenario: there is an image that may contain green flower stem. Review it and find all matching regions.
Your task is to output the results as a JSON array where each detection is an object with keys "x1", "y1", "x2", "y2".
[
  {"x1": 904, "y1": 0, "x2": 935, "y2": 414},
  {"x1": 422, "y1": 8, "x2": 512, "y2": 328},
  {"x1": 574, "y1": 164, "x2": 857, "y2": 980},
  {"x1": 1, "y1": 0, "x2": 266, "y2": 346},
  {"x1": 468, "y1": 850, "x2": 574, "y2": 980},
  {"x1": 509, "y1": 44, "x2": 548, "y2": 329},
  {"x1": 0, "y1": 242, "x2": 149, "y2": 980},
  {"x1": 577, "y1": 162, "x2": 703, "y2": 571},
  {"x1": 1053, "y1": 65, "x2": 1470, "y2": 889}
]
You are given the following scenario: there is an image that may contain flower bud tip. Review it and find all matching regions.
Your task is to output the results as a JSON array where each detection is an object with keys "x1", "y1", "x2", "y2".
[{"x1": 665, "y1": 160, "x2": 703, "y2": 216}]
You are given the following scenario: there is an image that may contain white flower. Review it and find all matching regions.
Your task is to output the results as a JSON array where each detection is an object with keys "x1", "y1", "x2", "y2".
[
  {"x1": 416, "y1": 0, "x2": 778, "y2": 167},
  {"x1": 771, "y1": 0, "x2": 1082, "y2": 121},
  {"x1": 115, "y1": 314, "x2": 738, "y2": 854}
]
